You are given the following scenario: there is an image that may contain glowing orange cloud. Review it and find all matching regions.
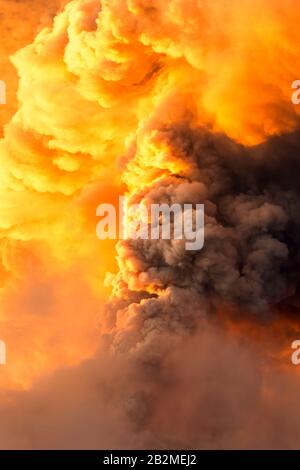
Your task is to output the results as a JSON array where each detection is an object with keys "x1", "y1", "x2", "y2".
[{"x1": 0, "y1": 0, "x2": 300, "y2": 390}]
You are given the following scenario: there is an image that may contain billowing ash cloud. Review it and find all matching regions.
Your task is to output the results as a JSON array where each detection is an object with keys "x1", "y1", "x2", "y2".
[
  {"x1": 91, "y1": 124, "x2": 300, "y2": 448},
  {"x1": 1, "y1": 0, "x2": 300, "y2": 450},
  {"x1": 105, "y1": 126, "x2": 300, "y2": 357}
]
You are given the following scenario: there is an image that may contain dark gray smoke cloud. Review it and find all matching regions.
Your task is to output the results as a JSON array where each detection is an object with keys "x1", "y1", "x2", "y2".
[
  {"x1": 104, "y1": 126, "x2": 300, "y2": 366},
  {"x1": 96, "y1": 125, "x2": 300, "y2": 448},
  {"x1": 114, "y1": 125, "x2": 300, "y2": 313}
]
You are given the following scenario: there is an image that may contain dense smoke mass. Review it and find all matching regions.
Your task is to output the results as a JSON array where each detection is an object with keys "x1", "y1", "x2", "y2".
[
  {"x1": 113, "y1": 127, "x2": 300, "y2": 311},
  {"x1": 0, "y1": 0, "x2": 300, "y2": 449}
]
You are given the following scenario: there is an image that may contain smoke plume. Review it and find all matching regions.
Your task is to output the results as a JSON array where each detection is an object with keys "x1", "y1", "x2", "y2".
[{"x1": 1, "y1": 0, "x2": 300, "y2": 449}]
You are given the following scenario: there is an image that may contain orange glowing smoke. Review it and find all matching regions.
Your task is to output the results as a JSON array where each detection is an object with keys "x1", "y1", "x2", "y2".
[{"x1": 0, "y1": 0, "x2": 300, "y2": 390}]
